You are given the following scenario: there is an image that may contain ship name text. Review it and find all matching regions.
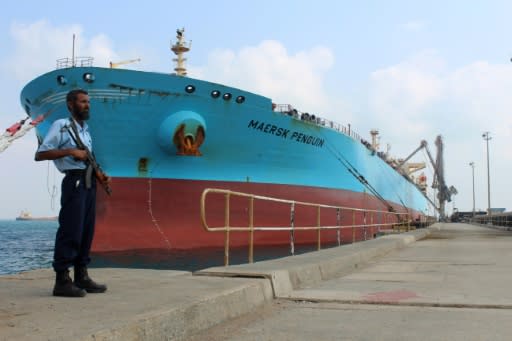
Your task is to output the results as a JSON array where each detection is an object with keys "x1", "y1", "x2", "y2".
[{"x1": 247, "y1": 120, "x2": 324, "y2": 148}]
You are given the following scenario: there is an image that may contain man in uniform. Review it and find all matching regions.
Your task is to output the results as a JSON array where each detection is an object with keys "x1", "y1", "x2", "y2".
[{"x1": 35, "y1": 89, "x2": 108, "y2": 297}]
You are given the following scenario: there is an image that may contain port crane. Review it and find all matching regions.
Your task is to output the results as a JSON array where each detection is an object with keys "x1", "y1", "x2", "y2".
[{"x1": 398, "y1": 135, "x2": 457, "y2": 221}]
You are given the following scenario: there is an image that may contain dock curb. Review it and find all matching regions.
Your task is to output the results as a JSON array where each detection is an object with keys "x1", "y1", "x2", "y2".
[
  {"x1": 196, "y1": 225, "x2": 438, "y2": 298},
  {"x1": 77, "y1": 278, "x2": 273, "y2": 341}
]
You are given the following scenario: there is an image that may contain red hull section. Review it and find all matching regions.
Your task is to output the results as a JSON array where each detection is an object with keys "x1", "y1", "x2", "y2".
[{"x1": 93, "y1": 178, "x2": 419, "y2": 252}]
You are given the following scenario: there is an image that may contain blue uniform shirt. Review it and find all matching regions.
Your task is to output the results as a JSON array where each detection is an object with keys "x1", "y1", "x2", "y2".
[{"x1": 37, "y1": 118, "x2": 93, "y2": 173}]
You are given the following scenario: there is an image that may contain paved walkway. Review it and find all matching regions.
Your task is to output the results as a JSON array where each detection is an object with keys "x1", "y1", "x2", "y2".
[
  {"x1": 2, "y1": 223, "x2": 511, "y2": 340},
  {"x1": 191, "y1": 223, "x2": 512, "y2": 341}
]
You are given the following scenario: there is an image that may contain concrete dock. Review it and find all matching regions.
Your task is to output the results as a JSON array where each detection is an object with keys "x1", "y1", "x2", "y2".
[{"x1": 2, "y1": 223, "x2": 512, "y2": 340}]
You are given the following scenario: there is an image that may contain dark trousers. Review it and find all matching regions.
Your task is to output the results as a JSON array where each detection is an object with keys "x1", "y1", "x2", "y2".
[{"x1": 52, "y1": 172, "x2": 96, "y2": 272}]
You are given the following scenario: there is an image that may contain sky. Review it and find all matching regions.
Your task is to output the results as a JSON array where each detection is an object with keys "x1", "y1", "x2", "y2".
[{"x1": 1, "y1": 0, "x2": 511, "y2": 219}]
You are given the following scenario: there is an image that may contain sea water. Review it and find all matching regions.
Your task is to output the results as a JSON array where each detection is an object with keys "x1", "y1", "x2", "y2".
[
  {"x1": 0, "y1": 219, "x2": 330, "y2": 275},
  {"x1": 0, "y1": 219, "x2": 56, "y2": 275}
]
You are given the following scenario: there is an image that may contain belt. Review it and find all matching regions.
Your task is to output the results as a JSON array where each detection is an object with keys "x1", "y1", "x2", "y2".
[
  {"x1": 64, "y1": 169, "x2": 86, "y2": 176},
  {"x1": 65, "y1": 166, "x2": 94, "y2": 189}
]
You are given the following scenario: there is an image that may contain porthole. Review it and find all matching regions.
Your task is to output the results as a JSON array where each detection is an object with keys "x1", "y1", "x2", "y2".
[
  {"x1": 83, "y1": 73, "x2": 95, "y2": 83},
  {"x1": 223, "y1": 93, "x2": 232, "y2": 101},
  {"x1": 211, "y1": 90, "x2": 221, "y2": 98},
  {"x1": 56, "y1": 75, "x2": 67, "y2": 85},
  {"x1": 235, "y1": 95, "x2": 245, "y2": 104},
  {"x1": 185, "y1": 85, "x2": 195, "y2": 93}
]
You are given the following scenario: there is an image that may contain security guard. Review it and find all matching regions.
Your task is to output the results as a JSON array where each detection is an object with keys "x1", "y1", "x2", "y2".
[{"x1": 35, "y1": 89, "x2": 107, "y2": 297}]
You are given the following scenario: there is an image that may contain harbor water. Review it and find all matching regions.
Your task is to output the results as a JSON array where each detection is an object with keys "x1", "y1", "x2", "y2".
[
  {"x1": 0, "y1": 219, "x2": 55, "y2": 275},
  {"x1": 0, "y1": 219, "x2": 329, "y2": 275}
]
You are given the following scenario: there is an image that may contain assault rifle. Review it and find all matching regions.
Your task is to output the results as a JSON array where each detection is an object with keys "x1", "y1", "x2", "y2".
[{"x1": 67, "y1": 118, "x2": 112, "y2": 196}]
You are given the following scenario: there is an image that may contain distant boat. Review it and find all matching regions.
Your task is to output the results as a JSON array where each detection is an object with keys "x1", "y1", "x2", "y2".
[{"x1": 16, "y1": 210, "x2": 57, "y2": 221}]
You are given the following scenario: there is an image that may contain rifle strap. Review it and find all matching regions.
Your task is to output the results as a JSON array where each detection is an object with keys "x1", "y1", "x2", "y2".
[
  {"x1": 67, "y1": 118, "x2": 93, "y2": 189},
  {"x1": 68, "y1": 118, "x2": 86, "y2": 149}
]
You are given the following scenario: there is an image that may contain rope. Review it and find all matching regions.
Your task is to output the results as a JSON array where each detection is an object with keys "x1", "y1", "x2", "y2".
[
  {"x1": 2, "y1": 111, "x2": 60, "y2": 211},
  {"x1": 373, "y1": 154, "x2": 410, "y2": 213},
  {"x1": 46, "y1": 161, "x2": 58, "y2": 210},
  {"x1": 305, "y1": 121, "x2": 437, "y2": 221},
  {"x1": 305, "y1": 124, "x2": 395, "y2": 212}
]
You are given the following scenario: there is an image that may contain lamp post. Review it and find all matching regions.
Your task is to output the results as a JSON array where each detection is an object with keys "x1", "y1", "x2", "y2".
[
  {"x1": 469, "y1": 162, "x2": 475, "y2": 217},
  {"x1": 482, "y1": 132, "x2": 492, "y2": 215}
]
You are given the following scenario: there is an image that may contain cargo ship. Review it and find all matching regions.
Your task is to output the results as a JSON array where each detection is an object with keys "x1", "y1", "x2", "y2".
[
  {"x1": 20, "y1": 29, "x2": 432, "y2": 252},
  {"x1": 16, "y1": 210, "x2": 57, "y2": 221}
]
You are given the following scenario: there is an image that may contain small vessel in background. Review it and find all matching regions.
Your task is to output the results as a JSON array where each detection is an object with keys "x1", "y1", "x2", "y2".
[{"x1": 16, "y1": 210, "x2": 57, "y2": 221}]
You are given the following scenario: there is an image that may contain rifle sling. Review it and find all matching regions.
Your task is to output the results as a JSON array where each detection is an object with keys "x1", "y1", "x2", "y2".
[{"x1": 67, "y1": 118, "x2": 94, "y2": 189}]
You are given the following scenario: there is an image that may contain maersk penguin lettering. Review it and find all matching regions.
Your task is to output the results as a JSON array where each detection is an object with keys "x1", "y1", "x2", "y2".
[
  {"x1": 247, "y1": 120, "x2": 289, "y2": 138},
  {"x1": 248, "y1": 120, "x2": 324, "y2": 148},
  {"x1": 290, "y1": 132, "x2": 324, "y2": 147}
]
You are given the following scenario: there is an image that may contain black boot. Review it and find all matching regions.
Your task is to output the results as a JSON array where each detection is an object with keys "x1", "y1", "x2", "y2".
[
  {"x1": 53, "y1": 270, "x2": 87, "y2": 297},
  {"x1": 74, "y1": 266, "x2": 107, "y2": 293}
]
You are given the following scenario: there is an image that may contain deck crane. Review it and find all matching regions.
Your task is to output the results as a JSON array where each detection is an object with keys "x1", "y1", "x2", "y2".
[
  {"x1": 397, "y1": 135, "x2": 457, "y2": 221},
  {"x1": 109, "y1": 58, "x2": 141, "y2": 68}
]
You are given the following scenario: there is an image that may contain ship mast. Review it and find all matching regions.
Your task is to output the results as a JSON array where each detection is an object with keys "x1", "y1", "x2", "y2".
[
  {"x1": 72, "y1": 34, "x2": 76, "y2": 67},
  {"x1": 370, "y1": 129, "x2": 379, "y2": 150},
  {"x1": 171, "y1": 28, "x2": 191, "y2": 76}
]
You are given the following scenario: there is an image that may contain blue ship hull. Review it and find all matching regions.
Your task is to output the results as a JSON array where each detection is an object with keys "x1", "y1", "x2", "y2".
[{"x1": 21, "y1": 67, "x2": 429, "y2": 251}]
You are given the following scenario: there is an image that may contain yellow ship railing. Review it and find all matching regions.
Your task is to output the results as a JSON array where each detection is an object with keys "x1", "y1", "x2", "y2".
[{"x1": 200, "y1": 188, "x2": 414, "y2": 266}]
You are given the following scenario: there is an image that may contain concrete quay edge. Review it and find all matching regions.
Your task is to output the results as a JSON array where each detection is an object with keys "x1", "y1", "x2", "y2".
[
  {"x1": 196, "y1": 224, "x2": 439, "y2": 297},
  {"x1": 76, "y1": 276, "x2": 273, "y2": 341},
  {"x1": 0, "y1": 269, "x2": 273, "y2": 341}
]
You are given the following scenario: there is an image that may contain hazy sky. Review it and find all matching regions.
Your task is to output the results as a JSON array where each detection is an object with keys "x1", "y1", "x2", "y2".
[{"x1": 1, "y1": 0, "x2": 511, "y2": 218}]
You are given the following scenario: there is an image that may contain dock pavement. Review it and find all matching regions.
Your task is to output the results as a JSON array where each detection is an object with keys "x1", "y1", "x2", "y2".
[{"x1": 2, "y1": 223, "x2": 512, "y2": 340}]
